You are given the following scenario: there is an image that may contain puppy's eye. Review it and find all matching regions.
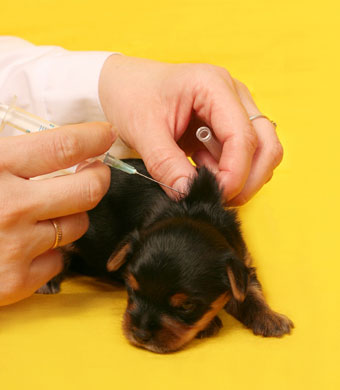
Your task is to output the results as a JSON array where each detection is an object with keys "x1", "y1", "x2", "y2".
[{"x1": 179, "y1": 301, "x2": 196, "y2": 312}]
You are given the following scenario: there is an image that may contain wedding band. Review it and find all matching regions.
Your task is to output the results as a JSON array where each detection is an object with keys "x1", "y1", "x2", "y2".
[
  {"x1": 249, "y1": 114, "x2": 277, "y2": 128},
  {"x1": 50, "y1": 219, "x2": 62, "y2": 249}
]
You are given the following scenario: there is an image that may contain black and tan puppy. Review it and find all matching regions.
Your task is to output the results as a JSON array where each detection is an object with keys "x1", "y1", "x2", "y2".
[{"x1": 42, "y1": 159, "x2": 293, "y2": 353}]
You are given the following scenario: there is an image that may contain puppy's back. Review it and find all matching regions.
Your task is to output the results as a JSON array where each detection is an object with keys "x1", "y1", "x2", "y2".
[{"x1": 70, "y1": 159, "x2": 166, "y2": 276}]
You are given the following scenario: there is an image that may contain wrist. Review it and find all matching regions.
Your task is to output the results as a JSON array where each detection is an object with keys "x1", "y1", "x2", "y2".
[{"x1": 98, "y1": 53, "x2": 128, "y2": 123}]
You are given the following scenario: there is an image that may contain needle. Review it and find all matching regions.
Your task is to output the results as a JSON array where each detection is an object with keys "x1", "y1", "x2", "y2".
[{"x1": 135, "y1": 171, "x2": 185, "y2": 195}]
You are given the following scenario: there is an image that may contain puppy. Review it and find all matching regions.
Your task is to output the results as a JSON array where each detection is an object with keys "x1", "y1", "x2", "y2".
[{"x1": 41, "y1": 159, "x2": 293, "y2": 353}]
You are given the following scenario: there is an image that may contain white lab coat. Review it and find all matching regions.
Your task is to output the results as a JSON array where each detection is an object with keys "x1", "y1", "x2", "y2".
[{"x1": 0, "y1": 36, "x2": 135, "y2": 158}]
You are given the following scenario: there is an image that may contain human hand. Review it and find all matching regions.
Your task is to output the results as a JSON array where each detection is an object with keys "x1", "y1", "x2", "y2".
[
  {"x1": 0, "y1": 122, "x2": 115, "y2": 306},
  {"x1": 99, "y1": 55, "x2": 283, "y2": 205}
]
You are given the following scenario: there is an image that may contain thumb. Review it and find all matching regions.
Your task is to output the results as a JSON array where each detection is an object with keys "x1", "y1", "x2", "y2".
[{"x1": 135, "y1": 125, "x2": 196, "y2": 198}]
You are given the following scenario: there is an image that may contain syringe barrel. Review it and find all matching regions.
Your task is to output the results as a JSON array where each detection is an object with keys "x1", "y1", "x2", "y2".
[
  {"x1": 0, "y1": 102, "x2": 136, "y2": 178},
  {"x1": 196, "y1": 127, "x2": 222, "y2": 161},
  {"x1": 0, "y1": 103, "x2": 73, "y2": 176},
  {"x1": 0, "y1": 104, "x2": 57, "y2": 133}
]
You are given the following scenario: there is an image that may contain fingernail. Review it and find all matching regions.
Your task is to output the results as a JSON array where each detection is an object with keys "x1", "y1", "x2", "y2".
[
  {"x1": 173, "y1": 177, "x2": 190, "y2": 195},
  {"x1": 216, "y1": 173, "x2": 233, "y2": 202}
]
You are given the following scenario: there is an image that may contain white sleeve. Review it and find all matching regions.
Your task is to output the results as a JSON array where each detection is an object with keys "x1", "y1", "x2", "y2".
[
  {"x1": 0, "y1": 36, "x2": 113, "y2": 126},
  {"x1": 0, "y1": 36, "x2": 138, "y2": 159}
]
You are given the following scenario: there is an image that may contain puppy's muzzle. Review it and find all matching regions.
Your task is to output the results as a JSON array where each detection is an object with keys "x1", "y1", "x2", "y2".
[{"x1": 133, "y1": 329, "x2": 152, "y2": 343}]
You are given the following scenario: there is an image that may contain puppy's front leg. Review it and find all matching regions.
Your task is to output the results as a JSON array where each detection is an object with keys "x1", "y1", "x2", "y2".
[{"x1": 225, "y1": 269, "x2": 294, "y2": 337}]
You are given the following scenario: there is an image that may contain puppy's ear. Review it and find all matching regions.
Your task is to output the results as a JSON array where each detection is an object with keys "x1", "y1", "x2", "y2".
[
  {"x1": 226, "y1": 257, "x2": 249, "y2": 302},
  {"x1": 184, "y1": 167, "x2": 221, "y2": 205},
  {"x1": 107, "y1": 243, "x2": 131, "y2": 272},
  {"x1": 106, "y1": 230, "x2": 139, "y2": 272}
]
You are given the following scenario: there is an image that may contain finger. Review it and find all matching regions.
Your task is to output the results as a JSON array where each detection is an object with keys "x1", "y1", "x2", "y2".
[
  {"x1": 191, "y1": 149, "x2": 219, "y2": 175},
  {"x1": 0, "y1": 122, "x2": 116, "y2": 178},
  {"x1": 31, "y1": 212, "x2": 89, "y2": 257},
  {"x1": 194, "y1": 74, "x2": 258, "y2": 200},
  {"x1": 135, "y1": 120, "x2": 197, "y2": 197},
  {"x1": 28, "y1": 161, "x2": 111, "y2": 221},
  {"x1": 0, "y1": 250, "x2": 64, "y2": 306},
  {"x1": 229, "y1": 123, "x2": 283, "y2": 206},
  {"x1": 27, "y1": 250, "x2": 64, "y2": 295},
  {"x1": 228, "y1": 79, "x2": 283, "y2": 205},
  {"x1": 232, "y1": 79, "x2": 261, "y2": 115}
]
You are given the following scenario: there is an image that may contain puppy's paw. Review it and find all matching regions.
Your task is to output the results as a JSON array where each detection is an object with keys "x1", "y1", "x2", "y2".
[
  {"x1": 36, "y1": 279, "x2": 61, "y2": 295},
  {"x1": 250, "y1": 310, "x2": 294, "y2": 337},
  {"x1": 196, "y1": 316, "x2": 223, "y2": 339}
]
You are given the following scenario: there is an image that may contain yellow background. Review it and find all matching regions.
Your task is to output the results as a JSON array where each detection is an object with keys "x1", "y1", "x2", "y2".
[{"x1": 1, "y1": 1, "x2": 339, "y2": 389}]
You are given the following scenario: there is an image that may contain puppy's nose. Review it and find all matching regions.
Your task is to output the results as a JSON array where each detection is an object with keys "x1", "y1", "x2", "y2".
[{"x1": 133, "y1": 329, "x2": 152, "y2": 343}]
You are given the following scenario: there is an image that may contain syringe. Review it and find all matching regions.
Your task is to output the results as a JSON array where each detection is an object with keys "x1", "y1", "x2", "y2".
[
  {"x1": 0, "y1": 102, "x2": 183, "y2": 195},
  {"x1": 196, "y1": 126, "x2": 222, "y2": 161}
]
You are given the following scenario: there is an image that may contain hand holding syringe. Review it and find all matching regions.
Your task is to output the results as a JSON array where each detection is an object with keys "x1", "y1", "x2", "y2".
[
  {"x1": 0, "y1": 102, "x2": 223, "y2": 195},
  {"x1": 0, "y1": 102, "x2": 186, "y2": 194}
]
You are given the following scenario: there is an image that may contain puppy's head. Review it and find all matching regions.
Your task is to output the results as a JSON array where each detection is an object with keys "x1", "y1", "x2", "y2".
[{"x1": 107, "y1": 168, "x2": 250, "y2": 353}]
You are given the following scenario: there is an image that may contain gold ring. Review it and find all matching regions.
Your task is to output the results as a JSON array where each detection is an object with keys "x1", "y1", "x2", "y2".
[
  {"x1": 50, "y1": 219, "x2": 62, "y2": 249},
  {"x1": 249, "y1": 114, "x2": 277, "y2": 128}
]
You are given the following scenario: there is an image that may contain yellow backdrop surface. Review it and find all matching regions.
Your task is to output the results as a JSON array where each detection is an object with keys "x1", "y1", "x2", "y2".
[{"x1": 1, "y1": 1, "x2": 339, "y2": 389}]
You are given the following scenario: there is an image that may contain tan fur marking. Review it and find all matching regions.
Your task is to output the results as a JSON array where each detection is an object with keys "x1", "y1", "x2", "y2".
[
  {"x1": 107, "y1": 243, "x2": 130, "y2": 272},
  {"x1": 170, "y1": 293, "x2": 188, "y2": 307},
  {"x1": 123, "y1": 293, "x2": 231, "y2": 353},
  {"x1": 227, "y1": 267, "x2": 246, "y2": 302},
  {"x1": 244, "y1": 251, "x2": 253, "y2": 267},
  {"x1": 127, "y1": 274, "x2": 139, "y2": 290},
  {"x1": 163, "y1": 293, "x2": 230, "y2": 351}
]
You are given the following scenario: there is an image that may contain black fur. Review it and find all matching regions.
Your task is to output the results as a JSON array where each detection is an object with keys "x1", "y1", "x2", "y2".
[
  {"x1": 72, "y1": 160, "x2": 246, "y2": 277},
  {"x1": 42, "y1": 159, "x2": 293, "y2": 352}
]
